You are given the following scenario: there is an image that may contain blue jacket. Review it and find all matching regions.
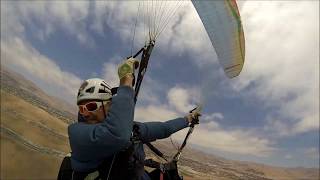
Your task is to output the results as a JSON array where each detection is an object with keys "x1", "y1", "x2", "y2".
[{"x1": 68, "y1": 86, "x2": 189, "y2": 179}]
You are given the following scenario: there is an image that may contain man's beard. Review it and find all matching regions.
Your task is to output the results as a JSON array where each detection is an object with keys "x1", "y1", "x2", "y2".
[{"x1": 85, "y1": 113, "x2": 99, "y2": 124}]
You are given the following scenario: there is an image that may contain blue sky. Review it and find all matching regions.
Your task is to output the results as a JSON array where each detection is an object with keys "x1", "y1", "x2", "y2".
[{"x1": 1, "y1": 1, "x2": 319, "y2": 168}]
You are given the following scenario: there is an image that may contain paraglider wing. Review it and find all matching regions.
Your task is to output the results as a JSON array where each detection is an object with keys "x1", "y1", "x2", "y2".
[{"x1": 191, "y1": 0, "x2": 245, "y2": 78}]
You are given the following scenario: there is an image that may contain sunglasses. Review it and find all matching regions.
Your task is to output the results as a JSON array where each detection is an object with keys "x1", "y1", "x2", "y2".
[{"x1": 78, "y1": 101, "x2": 110, "y2": 115}]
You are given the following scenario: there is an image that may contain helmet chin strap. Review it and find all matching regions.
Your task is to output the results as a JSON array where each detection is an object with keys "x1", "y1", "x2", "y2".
[{"x1": 101, "y1": 100, "x2": 107, "y2": 119}]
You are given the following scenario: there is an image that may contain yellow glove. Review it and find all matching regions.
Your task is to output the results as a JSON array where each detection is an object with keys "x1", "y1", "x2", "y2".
[
  {"x1": 185, "y1": 105, "x2": 202, "y2": 125},
  {"x1": 118, "y1": 57, "x2": 139, "y2": 80}
]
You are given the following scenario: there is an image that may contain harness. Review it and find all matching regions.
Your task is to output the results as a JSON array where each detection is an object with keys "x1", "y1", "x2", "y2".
[
  {"x1": 58, "y1": 124, "x2": 143, "y2": 180},
  {"x1": 58, "y1": 124, "x2": 182, "y2": 180}
]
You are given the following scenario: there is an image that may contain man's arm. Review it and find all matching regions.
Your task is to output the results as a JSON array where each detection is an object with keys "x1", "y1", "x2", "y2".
[
  {"x1": 135, "y1": 118, "x2": 189, "y2": 143},
  {"x1": 68, "y1": 86, "x2": 135, "y2": 156},
  {"x1": 68, "y1": 59, "x2": 138, "y2": 162}
]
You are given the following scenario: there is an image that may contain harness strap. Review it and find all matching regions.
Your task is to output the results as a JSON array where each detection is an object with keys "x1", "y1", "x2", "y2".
[
  {"x1": 160, "y1": 172, "x2": 164, "y2": 180},
  {"x1": 144, "y1": 159, "x2": 161, "y2": 169},
  {"x1": 144, "y1": 159, "x2": 178, "y2": 171},
  {"x1": 145, "y1": 142, "x2": 167, "y2": 161},
  {"x1": 133, "y1": 123, "x2": 167, "y2": 162},
  {"x1": 134, "y1": 41, "x2": 155, "y2": 103}
]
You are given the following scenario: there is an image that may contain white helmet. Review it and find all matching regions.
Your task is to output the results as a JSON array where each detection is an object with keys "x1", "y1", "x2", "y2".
[{"x1": 77, "y1": 78, "x2": 112, "y2": 105}]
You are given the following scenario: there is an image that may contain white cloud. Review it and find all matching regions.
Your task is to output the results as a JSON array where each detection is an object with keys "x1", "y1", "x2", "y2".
[
  {"x1": 137, "y1": 107, "x2": 276, "y2": 157},
  {"x1": 156, "y1": 2, "x2": 216, "y2": 66},
  {"x1": 135, "y1": 105, "x2": 179, "y2": 122},
  {"x1": 198, "y1": 113, "x2": 224, "y2": 130},
  {"x1": 90, "y1": 1, "x2": 111, "y2": 36},
  {"x1": 167, "y1": 86, "x2": 194, "y2": 113},
  {"x1": 102, "y1": 62, "x2": 119, "y2": 88},
  {"x1": 292, "y1": 114, "x2": 319, "y2": 134},
  {"x1": 263, "y1": 117, "x2": 292, "y2": 137},
  {"x1": 284, "y1": 154, "x2": 292, "y2": 159},
  {"x1": 204, "y1": 121, "x2": 220, "y2": 129},
  {"x1": 137, "y1": 76, "x2": 165, "y2": 105},
  {"x1": 203, "y1": 113, "x2": 224, "y2": 122},
  {"x1": 101, "y1": 56, "x2": 123, "y2": 88},
  {"x1": 229, "y1": 1, "x2": 320, "y2": 136},
  {"x1": 2, "y1": 1, "x2": 93, "y2": 46},
  {"x1": 136, "y1": 85, "x2": 276, "y2": 157},
  {"x1": 135, "y1": 81, "x2": 191, "y2": 122},
  {"x1": 169, "y1": 119, "x2": 276, "y2": 157},
  {"x1": 1, "y1": 38, "x2": 82, "y2": 103},
  {"x1": 1, "y1": 2, "x2": 25, "y2": 39},
  {"x1": 91, "y1": 1, "x2": 142, "y2": 43},
  {"x1": 304, "y1": 147, "x2": 320, "y2": 159},
  {"x1": 191, "y1": 126, "x2": 276, "y2": 157},
  {"x1": 2, "y1": 0, "x2": 174, "y2": 106},
  {"x1": 90, "y1": 1, "x2": 216, "y2": 66}
]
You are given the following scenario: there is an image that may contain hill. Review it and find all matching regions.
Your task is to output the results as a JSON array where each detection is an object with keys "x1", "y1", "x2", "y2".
[{"x1": 1, "y1": 67, "x2": 75, "y2": 179}]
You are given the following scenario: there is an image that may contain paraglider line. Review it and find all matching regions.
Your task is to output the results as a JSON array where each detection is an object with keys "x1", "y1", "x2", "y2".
[
  {"x1": 155, "y1": 1, "x2": 184, "y2": 40},
  {"x1": 131, "y1": 2, "x2": 141, "y2": 56}
]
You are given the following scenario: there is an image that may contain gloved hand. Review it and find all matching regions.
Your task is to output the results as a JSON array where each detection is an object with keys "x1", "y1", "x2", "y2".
[
  {"x1": 185, "y1": 107, "x2": 201, "y2": 125},
  {"x1": 118, "y1": 57, "x2": 139, "y2": 80}
]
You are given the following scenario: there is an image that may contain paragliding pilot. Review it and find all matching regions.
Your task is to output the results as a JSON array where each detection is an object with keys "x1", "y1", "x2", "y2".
[{"x1": 58, "y1": 58, "x2": 201, "y2": 180}]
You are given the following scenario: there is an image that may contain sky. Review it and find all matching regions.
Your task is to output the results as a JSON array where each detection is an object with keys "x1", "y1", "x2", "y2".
[{"x1": 1, "y1": 1, "x2": 319, "y2": 168}]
